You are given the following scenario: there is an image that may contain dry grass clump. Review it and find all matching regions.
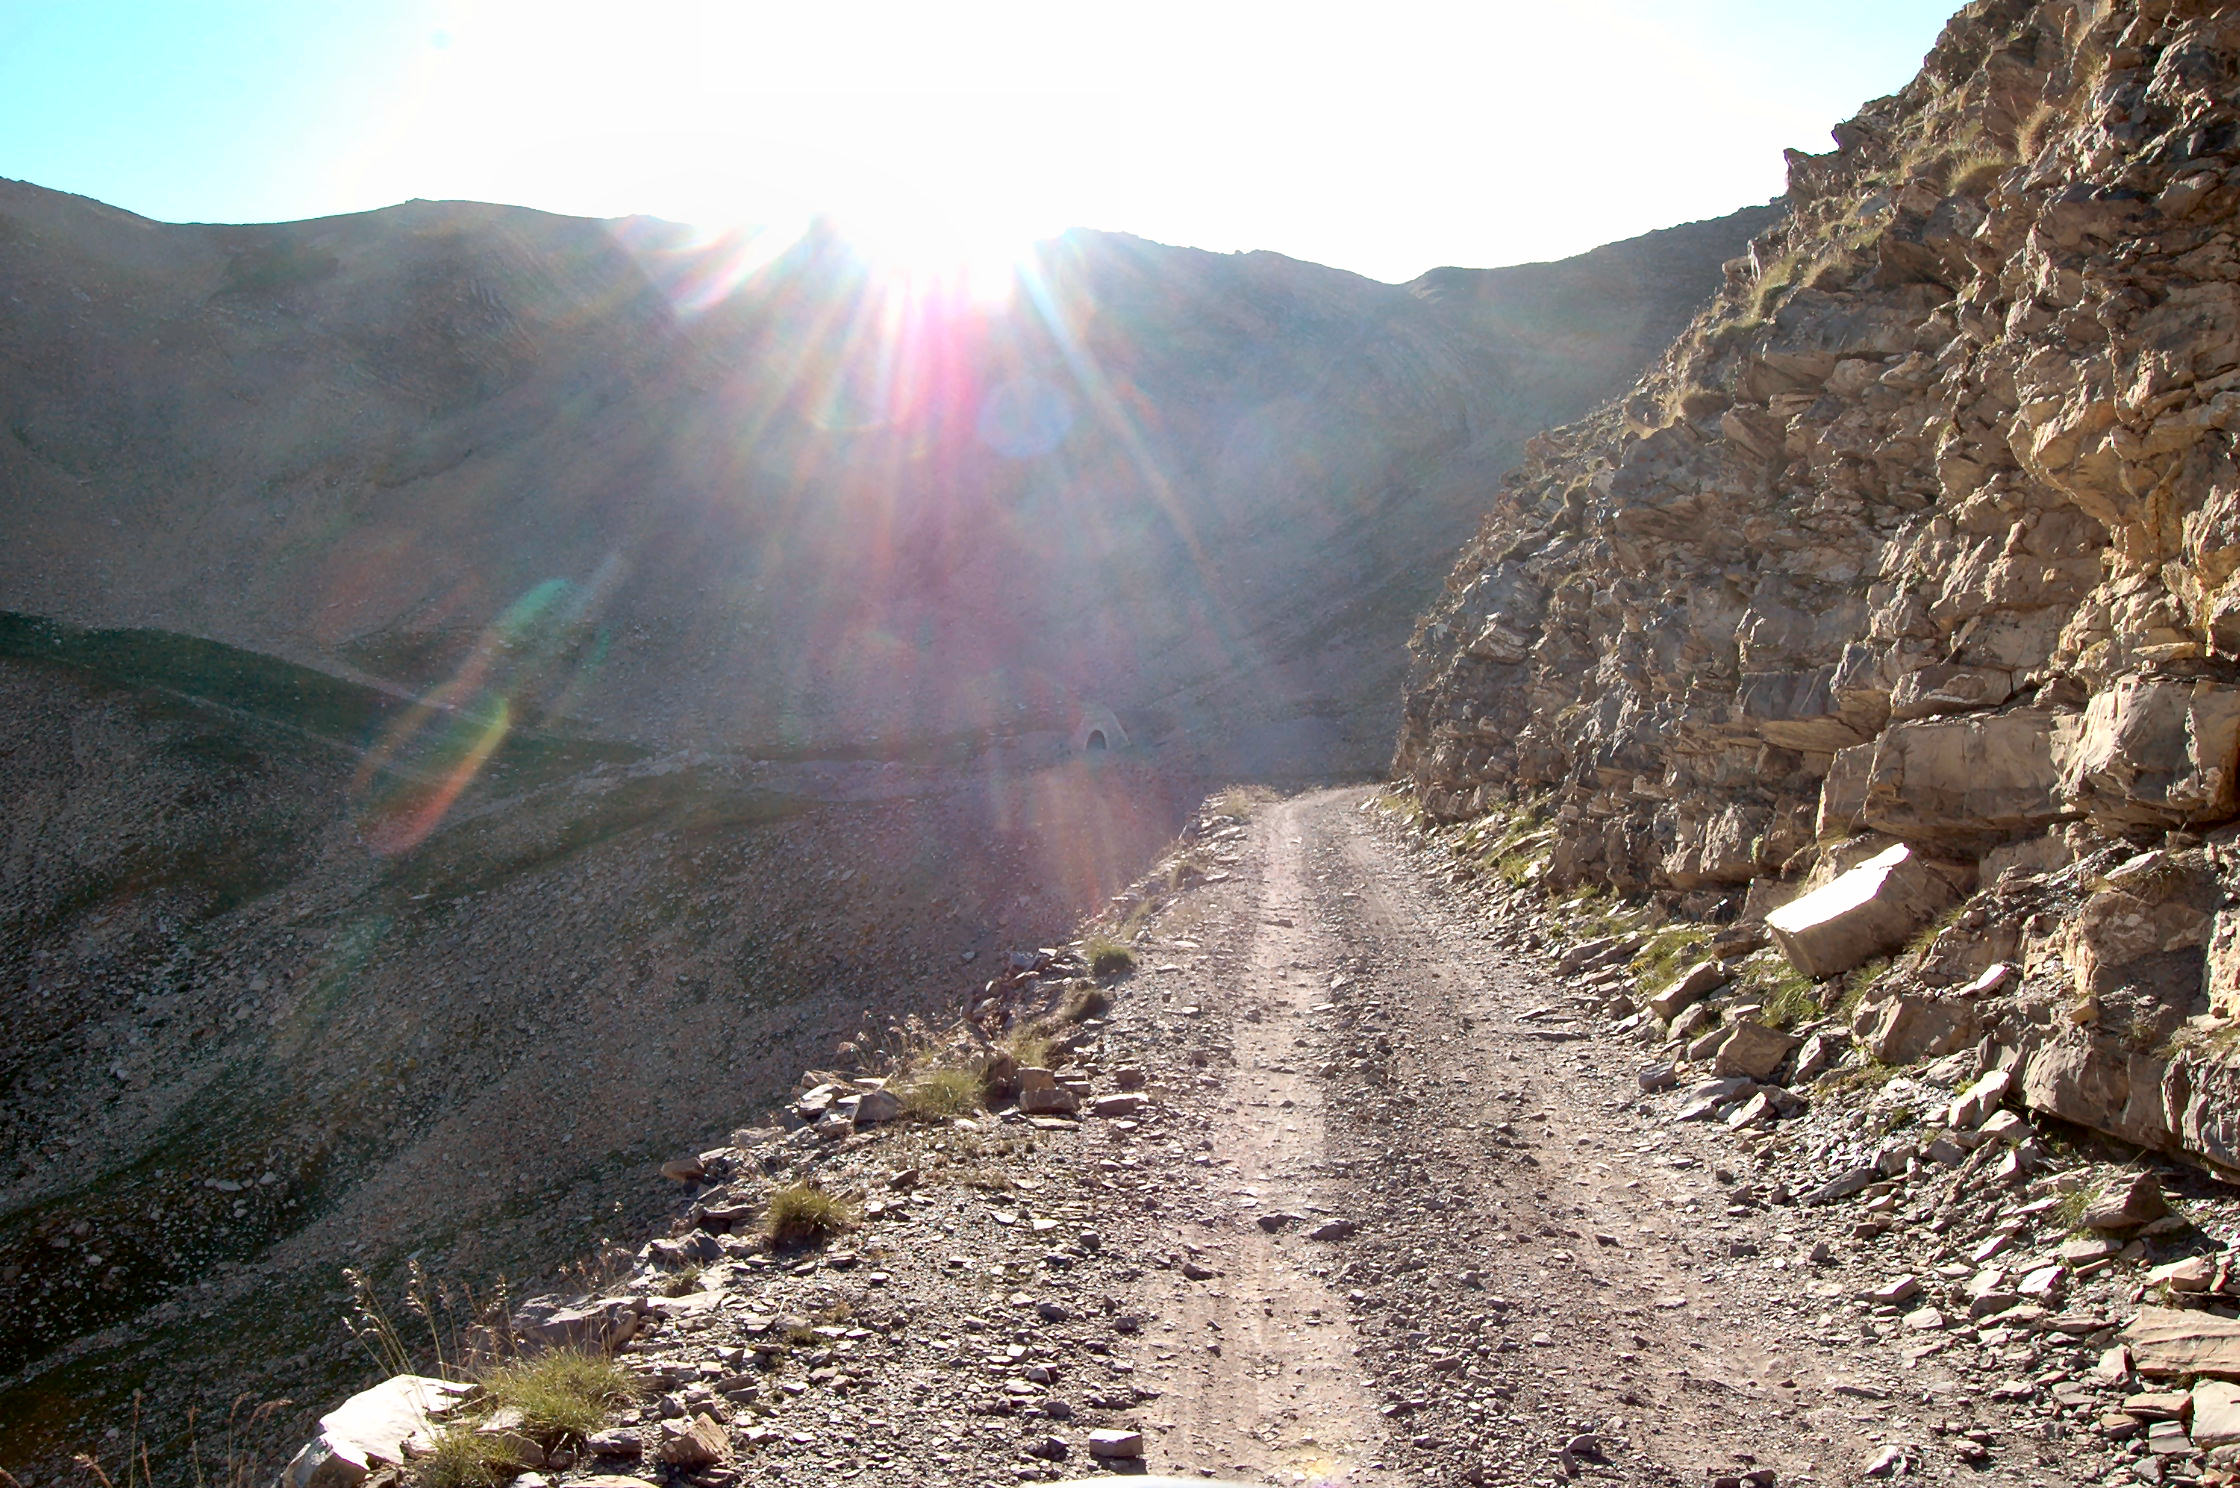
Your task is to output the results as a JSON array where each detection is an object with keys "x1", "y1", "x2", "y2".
[
  {"x1": 896, "y1": 1065, "x2": 983, "y2": 1119},
  {"x1": 478, "y1": 1348, "x2": 640, "y2": 1439},
  {"x1": 412, "y1": 1428, "x2": 518, "y2": 1488},
  {"x1": 1209, "y1": 787, "x2": 1267, "y2": 820},
  {"x1": 1057, "y1": 980, "x2": 1112, "y2": 1022},
  {"x1": 763, "y1": 1181, "x2": 857, "y2": 1247},
  {"x1": 410, "y1": 1348, "x2": 644, "y2": 1487},
  {"x1": 999, "y1": 1028, "x2": 1054, "y2": 1071},
  {"x1": 1084, "y1": 932, "x2": 1136, "y2": 976}
]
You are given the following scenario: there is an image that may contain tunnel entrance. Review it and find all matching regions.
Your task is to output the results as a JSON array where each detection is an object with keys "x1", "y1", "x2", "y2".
[{"x1": 1069, "y1": 704, "x2": 1127, "y2": 754}]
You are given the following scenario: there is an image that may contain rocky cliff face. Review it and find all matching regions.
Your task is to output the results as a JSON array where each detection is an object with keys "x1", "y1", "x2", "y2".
[{"x1": 1399, "y1": 0, "x2": 2240, "y2": 1173}]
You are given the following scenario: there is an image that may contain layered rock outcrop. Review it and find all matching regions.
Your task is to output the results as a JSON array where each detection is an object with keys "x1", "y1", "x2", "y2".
[{"x1": 1398, "y1": 0, "x2": 2240, "y2": 1171}]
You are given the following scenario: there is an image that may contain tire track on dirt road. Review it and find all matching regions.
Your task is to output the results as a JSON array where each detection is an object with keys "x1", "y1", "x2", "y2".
[{"x1": 1132, "y1": 789, "x2": 1926, "y2": 1487}]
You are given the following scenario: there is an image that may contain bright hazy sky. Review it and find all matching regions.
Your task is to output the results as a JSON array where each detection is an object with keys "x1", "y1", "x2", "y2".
[{"x1": 0, "y1": 0, "x2": 1960, "y2": 284}]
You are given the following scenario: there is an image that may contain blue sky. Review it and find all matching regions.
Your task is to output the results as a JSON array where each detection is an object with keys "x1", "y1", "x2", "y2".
[{"x1": 0, "y1": 0, "x2": 1964, "y2": 282}]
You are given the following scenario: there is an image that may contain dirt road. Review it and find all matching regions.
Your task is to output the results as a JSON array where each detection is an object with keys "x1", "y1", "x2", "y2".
[
  {"x1": 336, "y1": 783, "x2": 2103, "y2": 1488},
  {"x1": 1119, "y1": 788, "x2": 1996, "y2": 1487}
]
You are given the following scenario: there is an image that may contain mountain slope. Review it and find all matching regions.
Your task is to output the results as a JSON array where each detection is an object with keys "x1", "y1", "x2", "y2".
[
  {"x1": 0, "y1": 184, "x2": 1774, "y2": 773},
  {"x1": 0, "y1": 184, "x2": 1768, "y2": 1470}
]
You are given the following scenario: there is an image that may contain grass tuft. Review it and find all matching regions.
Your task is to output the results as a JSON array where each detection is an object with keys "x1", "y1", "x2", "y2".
[
  {"x1": 1209, "y1": 787, "x2": 1266, "y2": 821},
  {"x1": 1756, "y1": 974, "x2": 1823, "y2": 1032},
  {"x1": 1553, "y1": 883, "x2": 1640, "y2": 941},
  {"x1": 1903, "y1": 905, "x2": 1966, "y2": 963},
  {"x1": 1374, "y1": 788, "x2": 1426, "y2": 828},
  {"x1": 1057, "y1": 980, "x2": 1113, "y2": 1022},
  {"x1": 477, "y1": 1348, "x2": 641, "y2": 1440},
  {"x1": 1630, "y1": 924, "x2": 1716, "y2": 990},
  {"x1": 1816, "y1": 1057, "x2": 1897, "y2": 1098},
  {"x1": 1835, "y1": 956, "x2": 1892, "y2": 1017},
  {"x1": 2015, "y1": 101, "x2": 2061, "y2": 163},
  {"x1": 1944, "y1": 149, "x2": 2010, "y2": 197},
  {"x1": 2051, "y1": 1184, "x2": 2095, "y2": 1236},
  {"x1": 1750, "y1": 248, "x2": 1806, "y2": 320},
  {"x1": 1084, "y1": 933, "x2": 1136, "y2": 977},
  {"x1": 896, "y1": 1065, "x2": 983, "y2": 1120},
  {"x1": 762, "y1": 1181, "x2": 857, "y2": 1248},
  {"x1": 999, "y1": 1028, "x2": 1053, "y2": 1072},
  {"x1": 412, "y1": 1429, "x2": 519, "y2": 1488},
  {"x1": 1732, "y1": 951, "x2": 1820, "y2": 1030}
]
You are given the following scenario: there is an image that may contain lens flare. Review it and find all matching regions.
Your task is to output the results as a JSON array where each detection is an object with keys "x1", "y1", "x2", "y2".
[
  {"x1": 350, "y1": 577, "x2": 611, "y2": 856},
  {"x1": 611, "y1": 215, "x2": 812, "y2": 320},
  {"x1": 357, "y1": 698, "x2": 512, "y2": 856}
]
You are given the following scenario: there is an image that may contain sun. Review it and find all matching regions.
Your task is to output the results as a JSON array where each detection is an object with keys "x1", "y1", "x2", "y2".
[{"x1": 829, "y1": 196, "x2": 1045, "y2": 307}]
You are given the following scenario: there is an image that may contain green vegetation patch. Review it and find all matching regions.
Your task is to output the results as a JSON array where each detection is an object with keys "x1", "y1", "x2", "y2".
[
  {"x1": 412, "y1": 1424, "x2": 521, "y2": 1488},
  {"x1": 1630, "y1": 924, "x2": 1717, "y2": 991},
  {"x1": 1732, "y1": 951, "x2": 1822, "y2": 1031},
  {"x1": 1836, "y1": 956, "x2": 1893, "y2": 1017},
  {"x1": 1817, "y1": 1057, "x2": 1899, "y2": 1099}
]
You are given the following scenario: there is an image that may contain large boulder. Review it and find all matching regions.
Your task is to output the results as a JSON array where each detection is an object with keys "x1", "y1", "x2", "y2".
[
  {"x1": 1816, "y1": 743, "x2": 1876, "y2": 841},
  {"x1": 2207, "y1": 901, "x2": 2240, "y2": 1019},
  {"x1": 1945, "y1": 1067, "x2": 2012, "y2": 1129},
  {"x1": 1015, "y1": 1067, "x2": 1079, "y2": 1116},
  {"x1": 2061, "y1": 677, "x2": 2240, "y2": 830},
  {"x1": 1710, "y1": 1021, "x2": 1801, "y2": 1080},
  {"x1": 2194, "y1": 1381, "x2": 2240, "y2": 1449},
  {"x1": 2082, "y1": 1170, "x2": 2169, "y2": 1233},
  {"x1": 2126, "y1": 1306, "x2": 2240, "y2": 1381},
  {"x1": 2019, "y1": 1032, "x2": 2175, "y2": 1152},
  {"x1": 1737, "y1": 666, "x2": 1872, "y2": 751},
  {"x1": 1858, "y1": 711, "x2": 2066, "y2": 841},
  {"x1": 2062, "y1": 850, "x2": 2217, "y2": 1048},
  {"x1": 281, "y1": 1376, "x2": 474, "y2": 1488},
  {"x1": 852, "y1": 1086, "x2": 905, "y2": 1125},
  {"x1": 2161, "y1": 1055, "x2": 2240, "y2": 1174},
  {"x1": 1648, "y1": 960, "x2": 1730, "y2": 1021},
  {"x1": 1764, "y1": 842, "x2": 1964, "y2": 979},
  {"x1": 653, "y1": 1415, "x2": 730, "y2": 1469},
  {"x1": 2018, "y1": 1032, "x2": 2240, "y2": 1174},
  {"x1": 1854, "y1": 993, "x2": 1979, "y2": 1065},
  {"x1": 1887, "y1": 664, "x2": 2016, "y2": 721},
  {"x1": 511, "y1": 1296, "x2": 642, "y2": 1356}
]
